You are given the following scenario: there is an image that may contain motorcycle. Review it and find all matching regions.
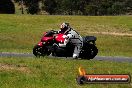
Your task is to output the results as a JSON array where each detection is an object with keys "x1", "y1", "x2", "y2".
[{"x1": 33, "y1": 30, "x2": 98, "y2": 60}]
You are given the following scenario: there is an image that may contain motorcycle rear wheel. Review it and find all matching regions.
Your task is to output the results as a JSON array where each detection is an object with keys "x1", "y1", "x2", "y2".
[{"x1": 81, "y1": 44, "x2": 98, "y2": 60}]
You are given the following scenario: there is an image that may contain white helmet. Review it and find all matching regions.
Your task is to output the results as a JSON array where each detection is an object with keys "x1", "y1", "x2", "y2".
[{"x1": 60, "y1": 23, "x2": 70, "y2": 33}]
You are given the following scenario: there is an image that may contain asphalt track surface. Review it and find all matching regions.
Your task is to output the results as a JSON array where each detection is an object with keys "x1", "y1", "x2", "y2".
[{"x1": 0, "y1": 52, "x2": 132, "y2": 63}]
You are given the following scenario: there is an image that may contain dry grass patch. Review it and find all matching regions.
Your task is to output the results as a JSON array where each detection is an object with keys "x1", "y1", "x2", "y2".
[
  {"x1": 0, "y1": 63, "x2": 31, "y2": 73},
  {"x1": 87, "y1": 32, "x2": 132, "y2": 36}
]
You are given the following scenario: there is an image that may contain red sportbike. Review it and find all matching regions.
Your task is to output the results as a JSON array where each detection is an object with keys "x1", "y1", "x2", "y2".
[{"x1": 33, "y1": 30, "x2": 98, "y2": 59}]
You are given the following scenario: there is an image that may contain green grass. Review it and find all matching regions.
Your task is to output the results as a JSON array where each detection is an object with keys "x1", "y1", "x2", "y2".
[
  {"x1": 0, "y1": 57, "x2": 132, "y2": 88},
  {"x1": 0, "y1": 15, "x2": 132, "y2": 88},
  {"x1": 0, "y1": 14, "x2": 132, "y2": 57}
]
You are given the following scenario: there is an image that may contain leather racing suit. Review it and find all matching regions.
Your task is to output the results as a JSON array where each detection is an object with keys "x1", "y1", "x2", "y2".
[{"x1": 59, "y1": 28, "x2": 83, "y2": 59}]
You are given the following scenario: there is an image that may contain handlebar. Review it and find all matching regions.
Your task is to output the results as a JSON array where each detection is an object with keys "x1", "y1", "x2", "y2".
[
  {"x1": 50, "y1": 30, "x2": 58, "y2": 34},
  {"x1": 44, "y1": 30, "x2": 58, "y2": 37}
]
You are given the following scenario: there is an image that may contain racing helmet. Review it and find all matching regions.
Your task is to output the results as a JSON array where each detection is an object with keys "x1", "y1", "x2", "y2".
[{"x1": 60, "y1": 23, "x2": 70, "y2": 33}]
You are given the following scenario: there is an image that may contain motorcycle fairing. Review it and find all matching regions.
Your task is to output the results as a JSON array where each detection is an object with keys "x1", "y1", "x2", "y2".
[
  {"x1": 37, "y1": 41, "x2": 43, "y2": 46},
  {"x1": 55, "y1": 33, "x2": 65, "y2": 43}
]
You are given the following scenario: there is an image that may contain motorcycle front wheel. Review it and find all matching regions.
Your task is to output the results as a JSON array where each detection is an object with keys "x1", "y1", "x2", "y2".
[{"x1": 33, "y1": 45, "x2": 51, "y2": 57}]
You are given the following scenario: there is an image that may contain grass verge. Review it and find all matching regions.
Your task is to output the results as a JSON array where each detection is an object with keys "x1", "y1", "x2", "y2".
[{"x1": 0, "y1": 57, "x2": 132, "y2": 88}]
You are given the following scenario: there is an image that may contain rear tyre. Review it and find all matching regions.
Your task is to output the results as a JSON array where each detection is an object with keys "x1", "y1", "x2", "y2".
[
  {"x1": 33, "y1": 45, "x2": 51, "y2": 57},
  {"x1": 81, "y1": 44, "x2": 98, "y2": 60}
]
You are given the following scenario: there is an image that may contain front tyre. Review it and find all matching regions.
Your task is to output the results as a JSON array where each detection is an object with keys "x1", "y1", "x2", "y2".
[{"x1": 33, "y1": 45, "x2": 51, "y2": 57}]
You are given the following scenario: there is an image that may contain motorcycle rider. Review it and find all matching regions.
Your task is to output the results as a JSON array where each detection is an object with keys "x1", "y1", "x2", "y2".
[{"x1": 58, "y1": 23, "x2": 83, "y2": 59}]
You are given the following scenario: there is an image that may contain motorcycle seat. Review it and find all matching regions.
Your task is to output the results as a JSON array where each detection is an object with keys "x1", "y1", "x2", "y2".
[{"x1": 83, "y1": 36, "x2": 97, "y2": 43}]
